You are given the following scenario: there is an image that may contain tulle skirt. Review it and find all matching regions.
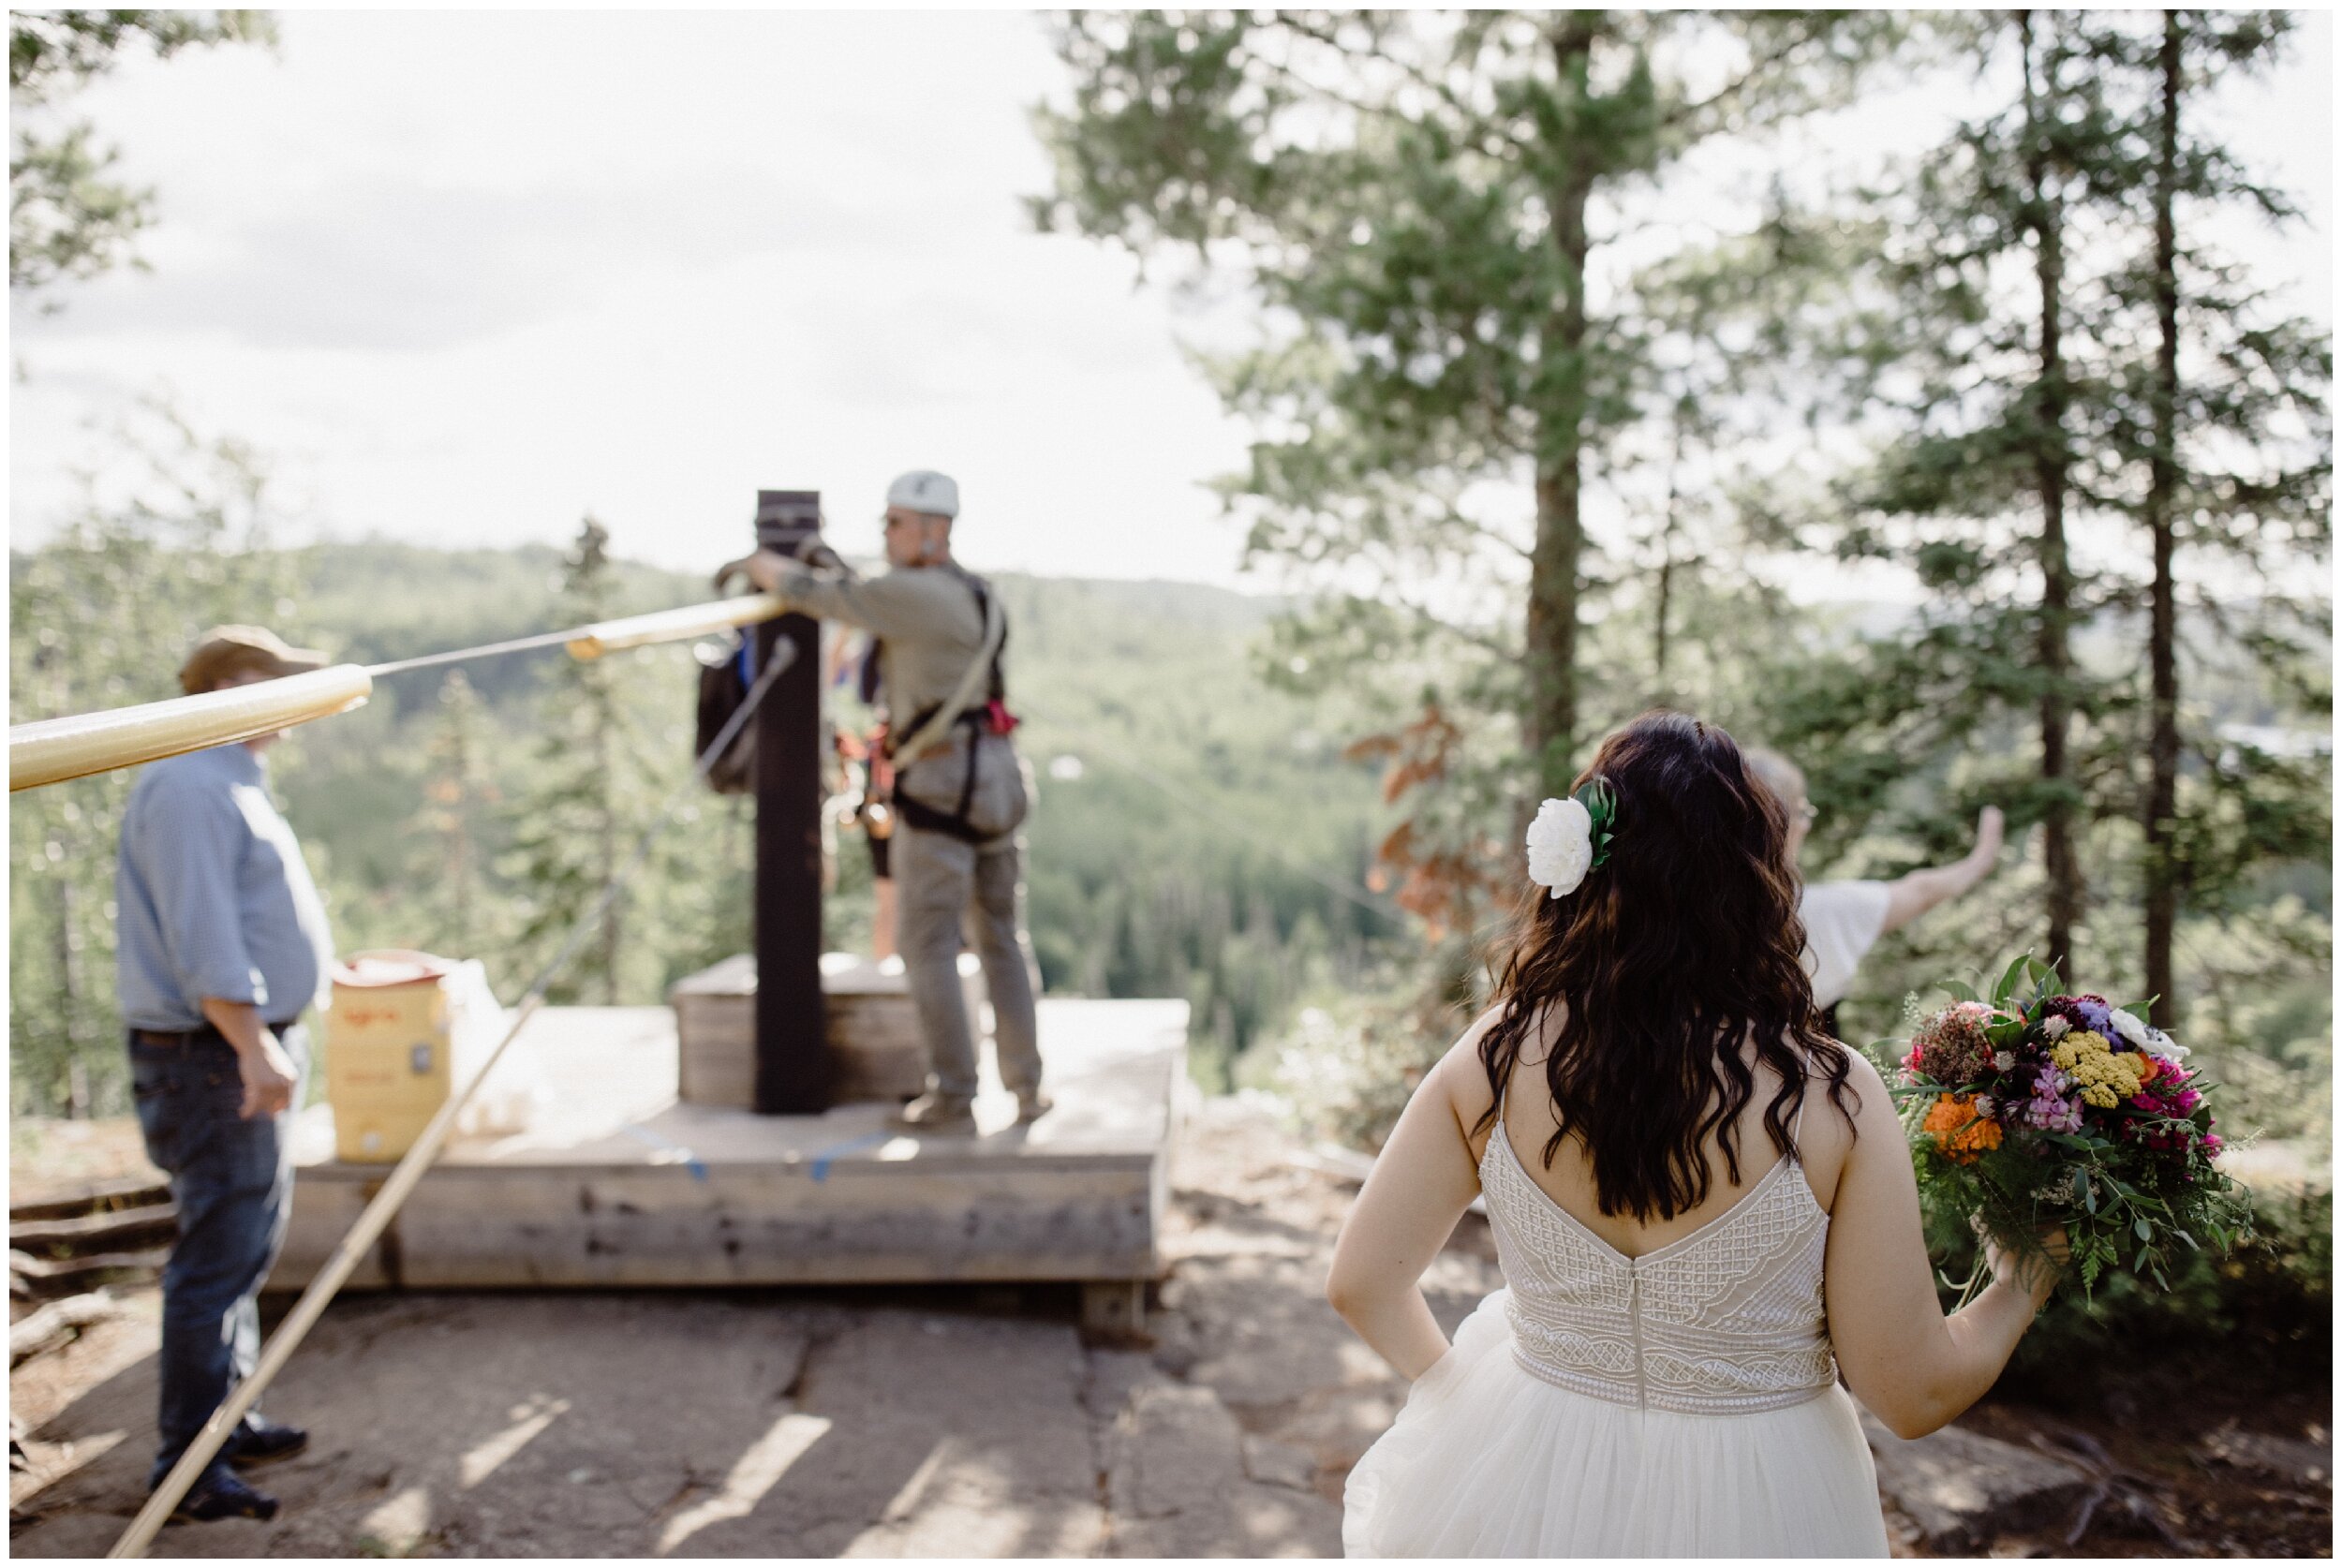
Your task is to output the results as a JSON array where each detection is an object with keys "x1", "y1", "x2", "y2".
[{"x1": 1343, "y1": 1291, "x2": 1890, "y2": 1558}]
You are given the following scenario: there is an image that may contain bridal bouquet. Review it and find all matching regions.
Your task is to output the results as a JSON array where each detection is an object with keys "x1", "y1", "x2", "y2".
[{"x1": 1884, "y1": 956, "x2": 2251, "y2": 1302}]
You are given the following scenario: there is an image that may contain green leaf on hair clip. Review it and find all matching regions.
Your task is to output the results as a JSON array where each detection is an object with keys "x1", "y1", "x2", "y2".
[{"x1": 1574, "y1": 776, "x2": 1617, "y2": 871}]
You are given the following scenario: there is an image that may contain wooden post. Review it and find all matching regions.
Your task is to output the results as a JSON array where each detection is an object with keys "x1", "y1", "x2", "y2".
[{"x1": 752, "y1": 491, "x2": 830, "y2": 1115}]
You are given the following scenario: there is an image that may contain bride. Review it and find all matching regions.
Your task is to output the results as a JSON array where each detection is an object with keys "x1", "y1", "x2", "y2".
[{"x1": 1331, "y1": 711, "x2": 2063, "y2": 1557}]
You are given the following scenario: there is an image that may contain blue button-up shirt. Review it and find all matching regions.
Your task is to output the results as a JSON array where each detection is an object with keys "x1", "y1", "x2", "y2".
[{"x1": 114, "y1": 744, "x2": 334, "y2": 1030}]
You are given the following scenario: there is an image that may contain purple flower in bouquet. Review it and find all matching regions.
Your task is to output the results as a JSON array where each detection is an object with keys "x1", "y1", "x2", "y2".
[
  {"x1": 2044, "y1": 994, "x2": 2113, "y2": 1034},
  {"x1": 2024, "y1": 1093, "x2": 2083, "y2": 1133},
  {"x1": 2022, "y1": 1066, "x2": 2083, "y2": 1132}
]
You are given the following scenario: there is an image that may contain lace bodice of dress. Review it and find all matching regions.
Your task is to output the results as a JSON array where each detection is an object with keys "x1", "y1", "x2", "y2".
[{"x1": 1480, "y1": 1118, "x2": 1837, "y2": 1415}]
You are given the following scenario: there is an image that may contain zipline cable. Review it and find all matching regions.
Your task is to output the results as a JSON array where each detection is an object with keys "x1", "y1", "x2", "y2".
[
  {"x1": 108, "y1": 639, "x2": 799, "y2": 1561},
  {"x1": 8, "y1": 592, "x2": 789, "y2": 791},
  {"x1": 361, "y1": 627, "x2": 586, "y2": 678}
]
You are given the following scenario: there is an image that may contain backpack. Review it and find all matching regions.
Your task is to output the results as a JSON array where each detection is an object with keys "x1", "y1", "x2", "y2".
[{"x1": 693, "y1": 633, "x2": 759, "y2": 793}]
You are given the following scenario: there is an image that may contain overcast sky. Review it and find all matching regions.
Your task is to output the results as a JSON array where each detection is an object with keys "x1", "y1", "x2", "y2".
[{"x1": 8, "y1": 11, "x2": 2332, "y2": 589}]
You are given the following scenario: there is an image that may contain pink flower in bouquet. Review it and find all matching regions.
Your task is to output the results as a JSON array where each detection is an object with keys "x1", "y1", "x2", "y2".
[{"x1": 2023, "y1": 1087, "x2": 2083, "y2": 1133}]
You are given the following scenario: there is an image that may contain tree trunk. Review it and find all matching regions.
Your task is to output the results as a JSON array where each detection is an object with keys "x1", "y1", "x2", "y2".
[
  {"x1": 1527, "y1": 16, "x2": 1598, "y2": 799},
  {"x1": 2023, "y1": 12, "x2": 2081, "y2": 971},
  {"x1": 444, "y1": 673, "x2": 478, "y2": 957},
  {"x1": 2142, "y1": 11, "x2": 2184, "y2": 1028},
  {"x1": 53, "y1": 864, "x2": 85, "y2": 1117},
  {"x1": 1653, "y1": 548, "x2": 1674, "y2": 697},
  {"x1": 1653, "y1": 414, "x2": 1686, "y2": 702}
]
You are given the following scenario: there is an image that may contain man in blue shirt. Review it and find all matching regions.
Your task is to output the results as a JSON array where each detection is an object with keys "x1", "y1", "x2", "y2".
[{"x1": 116, "y1": 626, "x2": 337, "y2": 1522}]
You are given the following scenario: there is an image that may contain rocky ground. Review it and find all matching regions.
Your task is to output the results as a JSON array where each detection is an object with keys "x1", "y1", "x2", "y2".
[{"x1": 9, "y1": 1097, "x2": 2331, "y2": 1557}]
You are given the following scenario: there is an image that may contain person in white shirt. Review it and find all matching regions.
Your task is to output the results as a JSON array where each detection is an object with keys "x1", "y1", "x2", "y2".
[{"x1": 1743, "y1": 749, "x2": 2006, "y2": 1037}]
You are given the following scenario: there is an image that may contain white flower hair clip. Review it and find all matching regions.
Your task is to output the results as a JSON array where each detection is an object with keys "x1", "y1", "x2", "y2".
[{"x1": 1526, "y1": 777, "x2": 1617, "y2": 898}]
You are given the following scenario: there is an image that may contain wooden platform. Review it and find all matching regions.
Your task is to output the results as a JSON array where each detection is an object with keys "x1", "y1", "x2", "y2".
[{"x1": 268, "y1": 998, "x2": 1186, "y2": 1308}]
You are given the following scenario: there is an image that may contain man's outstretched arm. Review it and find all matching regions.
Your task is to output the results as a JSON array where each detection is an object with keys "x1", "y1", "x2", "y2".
[
  {"x1": 1881, "y1": 806, "x2": 2006, "y2": 934},
  {"x1": 713, "y1": 550, "x2": 927, "y2": 639}
]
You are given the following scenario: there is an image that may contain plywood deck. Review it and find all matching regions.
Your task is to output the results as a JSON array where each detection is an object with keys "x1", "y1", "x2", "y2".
[{"x1": 268, "y1": 998, "x2": 1186, "y2": 1294}]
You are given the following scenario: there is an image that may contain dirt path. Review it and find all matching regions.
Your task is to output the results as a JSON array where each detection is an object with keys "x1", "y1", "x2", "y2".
[{"x1": 10, "y1": 1097, "x2": 2328, "y2": 1557}]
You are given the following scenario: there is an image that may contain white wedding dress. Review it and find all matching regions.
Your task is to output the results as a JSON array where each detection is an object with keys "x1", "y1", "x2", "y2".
[{"x1": 1343, "y1": 1102, "x2": 1890, "y2": 1557}]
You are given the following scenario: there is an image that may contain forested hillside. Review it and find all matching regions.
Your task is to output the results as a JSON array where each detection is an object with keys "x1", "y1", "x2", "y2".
[
  {"x1": 13, "y1": 528, "x2": 2327, "y2": 1164},
  {"x1": 8, "y1": 536, "x2": 1402, "y2": 1111}
]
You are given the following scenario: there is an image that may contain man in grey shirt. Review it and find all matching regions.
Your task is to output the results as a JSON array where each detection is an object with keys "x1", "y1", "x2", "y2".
[
  {"x1": 719, "y1": 472, "x2": 1046, "y2": 1134},
  {"x1": 116, "y1": 626, "x2": 335, "y2": 1521}
]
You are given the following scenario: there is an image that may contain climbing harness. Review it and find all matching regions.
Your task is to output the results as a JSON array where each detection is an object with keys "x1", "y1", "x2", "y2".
[{"x1": 886, "y1": 570, "x2": 1019, "y2": 845}]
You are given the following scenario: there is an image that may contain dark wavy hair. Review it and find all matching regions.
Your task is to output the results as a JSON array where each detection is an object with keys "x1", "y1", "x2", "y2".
[{"x1": 1475, "y1": 710, "x2": 1856, "y2": 1222}]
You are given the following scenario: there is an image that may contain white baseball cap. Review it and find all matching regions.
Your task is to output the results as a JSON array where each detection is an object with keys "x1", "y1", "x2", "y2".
[{"x1": 885, "y1": 470, "x2": 959, "y2": 520}]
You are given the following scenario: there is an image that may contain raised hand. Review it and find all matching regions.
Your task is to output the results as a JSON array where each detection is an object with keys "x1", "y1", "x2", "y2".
[{"x1": 1971, "y1": 805, "x2": 2006, "y2": 865}]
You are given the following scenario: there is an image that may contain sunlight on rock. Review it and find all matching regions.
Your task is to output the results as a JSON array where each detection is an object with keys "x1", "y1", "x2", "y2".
[
  {"x1": 654, "y1": 1409, "x2": 831, "y2": 1555},
  {"x1": 458, "y1": 1395, "x2": 571, "y2": 1489},
  {"x1": 843, "y1": 1497, "x2": 1042, "y2": 1558},
  {"x1": 359, "y1": 1484, "x2": 432, "y2": 1553},
  {"x1": 876, "y1": 1438, "x2": 953, "y2": 1521}
]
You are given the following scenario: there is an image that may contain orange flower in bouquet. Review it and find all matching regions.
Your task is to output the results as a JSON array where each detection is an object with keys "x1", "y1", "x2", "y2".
[{"x1": 1920, "y1": 1093, "x2": 2003, "y2": 1164}]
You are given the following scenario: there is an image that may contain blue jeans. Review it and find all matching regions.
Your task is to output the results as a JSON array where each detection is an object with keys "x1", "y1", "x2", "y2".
[{"x1": 129, "y1": 1023, "x2": 306, "y2": 1489}]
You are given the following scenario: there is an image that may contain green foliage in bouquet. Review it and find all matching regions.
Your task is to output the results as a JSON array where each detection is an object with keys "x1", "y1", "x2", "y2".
[
  {"x1": 1875, "y1": 955, "x2": 2254, "y2": 1306},
  {"x1": 1928, "y1": 1185, "x2": 2333, "y2": 1402}
]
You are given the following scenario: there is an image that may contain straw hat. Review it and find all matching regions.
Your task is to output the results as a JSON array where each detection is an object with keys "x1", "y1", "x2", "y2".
[{"x1": 179, "y1": 625, "x2": 328, "y2": 695}]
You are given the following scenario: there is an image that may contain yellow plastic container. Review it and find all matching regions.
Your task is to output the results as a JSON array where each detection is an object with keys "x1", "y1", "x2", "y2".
[{"x1": 325, "y1": 951, "x2": 454, "y2": 1162}]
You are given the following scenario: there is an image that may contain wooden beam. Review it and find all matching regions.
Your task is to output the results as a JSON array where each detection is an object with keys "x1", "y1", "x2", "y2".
[
  {"x1": 9, "y1": 1202, "x2": 177, "y2": 1250},
  {"x1": 751, "y1": 491, "x2": 831, "y2": 1115}
]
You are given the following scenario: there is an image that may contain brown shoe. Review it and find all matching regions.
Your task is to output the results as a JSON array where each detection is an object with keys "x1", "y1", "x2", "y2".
[
  {"x1": 889, "y1": 1093, "x2": 976, "y2": 1135},
  {"x1": 1015, "y1": 1090, "x2": 1053, "y2": 1125}
]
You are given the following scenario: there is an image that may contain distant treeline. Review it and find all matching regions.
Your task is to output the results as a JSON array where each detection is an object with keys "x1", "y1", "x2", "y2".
[{"x1": 9, "y1": 531, "x2": 1399, "y2": 1114}]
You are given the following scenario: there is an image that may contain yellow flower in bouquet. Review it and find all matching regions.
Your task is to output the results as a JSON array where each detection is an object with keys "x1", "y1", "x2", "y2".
[{"x1": 2049, "y1": 1030, "x2": 2145, "y2": 1110}]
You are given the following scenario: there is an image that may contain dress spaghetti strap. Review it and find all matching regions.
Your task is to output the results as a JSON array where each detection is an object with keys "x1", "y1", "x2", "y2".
[{"x1": 1788, "y1": 1045, "x2": 1816, "y2": 1159}]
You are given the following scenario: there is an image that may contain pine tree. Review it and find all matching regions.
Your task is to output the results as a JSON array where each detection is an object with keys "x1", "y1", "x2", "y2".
[
  {"x1": 1767, "y1": 10, "x2": 2326, "y2": 1022},
  {"x1": 1816, "y1": 10, "x2": 2141, "y2": 974},
  {"x1": 411, "y1": 667, "x2": 497, "y2": 961},
  {"x1": 7, "y1": 406, "x2": 304, "y2": 1113},
  {"x1": 9, "y1": 10, "x2": 274, "y2": 302},
  {"x1": 1034, "y1": 10, "x2": 1902, "y2": 800},
  {"x1": 2098, "y1": 9, "x2": 2331, "y2": 1026},
  {"x1": 507, "y1": 517, "x2": 631, "y2": 1004}
]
